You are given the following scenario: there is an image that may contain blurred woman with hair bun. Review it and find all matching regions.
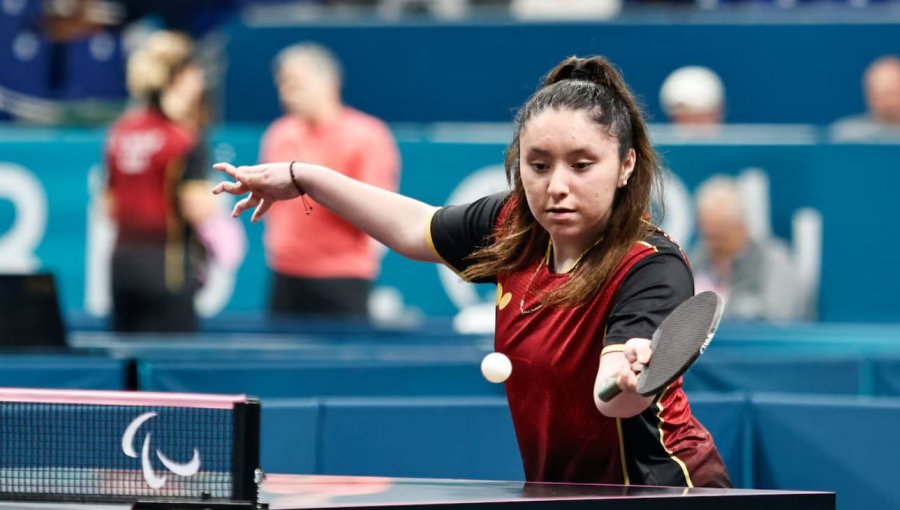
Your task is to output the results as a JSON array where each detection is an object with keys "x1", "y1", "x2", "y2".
[{"x1": 103, "y1": 30, "x2": 217, "y2": 332}]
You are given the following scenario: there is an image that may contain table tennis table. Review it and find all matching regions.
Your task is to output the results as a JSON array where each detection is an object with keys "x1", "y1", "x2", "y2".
[
  {"x1": 0, "y1": 474, "x2": 834, "y2": 510},
  {"x1": 0, "y1": 389, "x2": 834, "y2": 510}
]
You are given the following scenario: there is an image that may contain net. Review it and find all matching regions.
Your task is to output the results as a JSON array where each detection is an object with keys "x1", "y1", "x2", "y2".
[{"x1": 0, "y1": 389, "x2": 260, "y2": 504}]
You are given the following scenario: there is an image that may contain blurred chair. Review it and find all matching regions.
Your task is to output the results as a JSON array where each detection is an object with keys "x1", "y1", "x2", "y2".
[{"x1": 0, "y1": 273, "x2": 68, "y2": 349}]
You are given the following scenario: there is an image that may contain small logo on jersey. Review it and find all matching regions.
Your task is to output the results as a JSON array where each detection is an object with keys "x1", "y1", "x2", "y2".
[
  {"x1": 121, "y1": 412, "x2": 201, "y2": 489},
  {"x1": 496, "y1": 283, "x2": 512, "y2": 310}
]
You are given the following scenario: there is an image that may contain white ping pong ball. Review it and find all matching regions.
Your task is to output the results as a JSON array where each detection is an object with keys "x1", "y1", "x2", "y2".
[{"x1": 481, "y1": 352, "x2": 512, "y2": 383}]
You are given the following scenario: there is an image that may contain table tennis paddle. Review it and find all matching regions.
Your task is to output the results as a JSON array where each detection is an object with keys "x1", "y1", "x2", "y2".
[{"x1": 597, "y1": 290, "x2": 724, "y2": 402}]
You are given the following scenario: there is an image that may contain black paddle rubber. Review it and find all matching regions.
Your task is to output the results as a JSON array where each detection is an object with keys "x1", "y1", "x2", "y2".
[{"x1": 597, "y1": 291, "x2": 724, "y2": 402}]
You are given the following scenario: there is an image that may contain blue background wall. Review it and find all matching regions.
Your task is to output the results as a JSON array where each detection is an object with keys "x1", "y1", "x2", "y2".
[
  {"x1": 2, "y1": 126, "x2": 899, "y2": 322},
  {"x1": 222, "y1": 21, "x2": 900, "y2": 124}
]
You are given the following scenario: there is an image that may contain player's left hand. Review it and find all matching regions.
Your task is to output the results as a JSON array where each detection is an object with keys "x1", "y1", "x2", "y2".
[
  {"x1": 616, "y1": 338, "x2": 652, "y2": 393},
  {"x1": 211, "y1": 162, "x2": 300, "y2": 223}
]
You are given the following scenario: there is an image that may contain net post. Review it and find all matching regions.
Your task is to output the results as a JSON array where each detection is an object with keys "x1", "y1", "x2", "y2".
[{"x1": 231, "y1": 398, "x2": 261, "y2": 504}]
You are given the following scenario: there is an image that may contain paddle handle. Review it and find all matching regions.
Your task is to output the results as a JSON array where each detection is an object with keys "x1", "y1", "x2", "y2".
[
  {"x1": 596, "y1": 362, "x2": 645, "y2": 402},
  {"x1": 596, "y1": 378, "x2": 622, "y2": 402}
]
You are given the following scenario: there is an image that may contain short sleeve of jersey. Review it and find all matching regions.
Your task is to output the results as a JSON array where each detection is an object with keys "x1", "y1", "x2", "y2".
[
  {"x1": 604, "y1": 241, "x2": 694, "y2": 346},
  {"x1": 428, "y1": 192, "x2": 508, "y2": 282},
  {"x1": 182, "y1": 141, "x2": 208, "y2": 182}
]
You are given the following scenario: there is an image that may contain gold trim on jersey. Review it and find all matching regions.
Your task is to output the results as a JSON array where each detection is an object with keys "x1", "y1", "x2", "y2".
[
  {"x1": 636, "y1": 240, "x2": 659, "y2": 252},
  {"x1": 601, "y1": 344, "x2": 627, "y2": 356},
  {"x1": 164, "y1": 159, "x2": 185, "y2": 292},
  {"x1": 616, "y1": 418, "x2": 630, "y2": 486},
  {"x1": 655, "y1": 385, "x2": 694, "y2": 487}
]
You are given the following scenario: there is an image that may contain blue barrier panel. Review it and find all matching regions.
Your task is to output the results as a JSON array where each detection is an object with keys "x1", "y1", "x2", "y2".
[
  {"x1": 712, "y1": 323, "x2": 900, "y2": 355},
  {"x1": 68, "y1": 328, "x2": 493, "y2": 362},
  {"x1": 688, "y1": 393, "x2": 749, "y2": 488},
  {"x1": 318, "y1": 397, "x2": 523, "y2": 480},
  {"x1": 315, "y1": 396, "x2": 747, "y2": 483},
  {"x1": 870, "y1": 358, "x2": 900, "y2": 397},
  {"x1": 261, "y1": 399, "x2": 320, "y2": 475},
  {"x1": 752, "y1": 394, "x2": 900, "y2": 510},
  {"x1": 139, "y1": 360, "x2": 505, "y2": 398},
  {"x1": 0, "y1": 355, "x2": 126, "y2": 390},
  {"x1": 686, "y1": 356, "x2": 862, "y2": 395}
]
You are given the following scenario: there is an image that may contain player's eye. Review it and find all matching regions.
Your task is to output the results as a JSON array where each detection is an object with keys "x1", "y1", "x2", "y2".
[
  {"x1": 529, "y1": 162, "x2": 548, "y2": 173},
  {"x1": 572, "y1": 161, "x2": 594, "y2": 171}
]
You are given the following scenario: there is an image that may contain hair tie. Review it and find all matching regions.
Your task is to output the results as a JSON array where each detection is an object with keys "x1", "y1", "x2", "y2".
[{"x1": 569, "y1": 67, "x2": 593, "y2": 82}]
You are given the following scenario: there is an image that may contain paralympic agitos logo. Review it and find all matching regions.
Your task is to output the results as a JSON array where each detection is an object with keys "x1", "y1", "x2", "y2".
[{"x1": 121, "y1": 412, "x2": 201, "y2": 489}]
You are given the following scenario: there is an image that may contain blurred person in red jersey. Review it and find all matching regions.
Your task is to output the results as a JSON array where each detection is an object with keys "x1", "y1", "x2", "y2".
[{"x1": 104, "y1": 31, "x2": 216, "y2": 332}]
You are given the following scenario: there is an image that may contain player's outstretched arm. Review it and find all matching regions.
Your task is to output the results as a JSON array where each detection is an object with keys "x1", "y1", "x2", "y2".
[
  {"x1": 212, "y1": 161, "x2": 441, "y2": 262},
  {"x1": 593, "y1": 338, "x2": 655, "y2": 418}
]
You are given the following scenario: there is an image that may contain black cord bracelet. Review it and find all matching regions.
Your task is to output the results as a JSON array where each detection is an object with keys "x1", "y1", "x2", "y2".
[
  {"x1": 288, "y1": 160, "x2": 313, "y2": 215},
  {"x1": 288, "y1": 160, "x2": 306, "y2": 195}
]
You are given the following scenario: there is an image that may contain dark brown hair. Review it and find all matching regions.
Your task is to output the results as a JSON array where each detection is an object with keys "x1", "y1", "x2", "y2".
[{"x1": 462, "y1": 55, "x2": 662, "y2": 307}]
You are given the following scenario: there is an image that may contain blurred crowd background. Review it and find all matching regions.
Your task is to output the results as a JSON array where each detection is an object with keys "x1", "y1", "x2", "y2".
[
  {"x1": 3, "y1": 0, "x2": 899, "y2": 327},
  {"x1": 1, "y1": 2, "x2": 899, "y2": 509}
]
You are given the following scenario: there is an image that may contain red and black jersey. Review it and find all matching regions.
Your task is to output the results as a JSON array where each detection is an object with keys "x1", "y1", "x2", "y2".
[
  {"x1": 105, "y1": 107, "x2": 200, "y2": 242},
  {"x1": 428, "y1": 193, "x2": 730, "y2": 488}
]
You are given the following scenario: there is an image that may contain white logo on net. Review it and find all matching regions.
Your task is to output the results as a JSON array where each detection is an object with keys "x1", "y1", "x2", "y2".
[{"x1": 122, "y1": 412, "x2": 201, "y2": 489}]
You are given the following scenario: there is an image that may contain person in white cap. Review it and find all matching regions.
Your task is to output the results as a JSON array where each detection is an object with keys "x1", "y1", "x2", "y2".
[{"x1": 659, "y1": 66, "x2": 725, "y2": 126}]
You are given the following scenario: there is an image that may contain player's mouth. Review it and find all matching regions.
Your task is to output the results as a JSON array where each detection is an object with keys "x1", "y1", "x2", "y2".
[{"x1": 546, "y1": 207, "x2": 577, "y2": 220}]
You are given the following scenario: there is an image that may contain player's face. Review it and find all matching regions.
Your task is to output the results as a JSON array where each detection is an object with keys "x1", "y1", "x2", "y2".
[{"x1": 519, "y1": 108, "x2": 635, "y2": 254}]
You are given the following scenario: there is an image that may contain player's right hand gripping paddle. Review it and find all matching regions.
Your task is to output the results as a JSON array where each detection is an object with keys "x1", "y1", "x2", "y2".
[{"x1": 597, "y1": 291, "x2": 724, "y2": 402}]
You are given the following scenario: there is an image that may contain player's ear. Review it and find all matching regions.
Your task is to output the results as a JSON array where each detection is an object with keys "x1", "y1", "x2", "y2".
[{"x1": 618, "y1": 148, "x2": 636, "y2": 187}]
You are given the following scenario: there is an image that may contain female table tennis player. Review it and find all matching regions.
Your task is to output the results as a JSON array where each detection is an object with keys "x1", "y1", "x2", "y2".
[{"x1": 212, "y1": 55, "x2": 731, "y2": 488}]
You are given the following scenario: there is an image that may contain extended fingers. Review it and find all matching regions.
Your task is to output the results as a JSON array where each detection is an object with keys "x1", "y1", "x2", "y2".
[
  {"x1": 213, "y1": 162, "x2": 238, "y2": 178},
  {"x1": 212, "y1": 180, "x2": 248, "y2": 195},
  {"x1": 234, "y1": 167, "x2": 266, "y2": 189},
  {"x1": 251, "y1": 197, "x2": 274, "y2": 223},
  {"x1": 232, "y1": 193, "x2": 261, "y2": 218}
]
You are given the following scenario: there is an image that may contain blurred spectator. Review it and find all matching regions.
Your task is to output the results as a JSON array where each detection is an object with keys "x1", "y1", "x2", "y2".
[
  {"x1": 659, "y1": 66, "x2": 724, "y2": 127},
  {"x1": 378, "y1": 0, "x2": 470, "y2": 19},
  {"x1": 259, "y1": 43, "x2": 400, "y2": 318},
  {"x1": 41, "y1": 0, "x2": 240, "y2": 40},
  {"x1": 510, "y1": 0, "x2": 622, "y2": 20},
  {"x1": 690, "y1": 175, "x2": 802, "y2": 322},
  {"x1": 0, "y1": 0, "x2": 240, "y2": 125},
  {"x1": 831, "y1": 55, "x2": 900, "y2": 141},
  {"x1": 104, "y1": 31, "x2": 216, "y2": 332}
]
